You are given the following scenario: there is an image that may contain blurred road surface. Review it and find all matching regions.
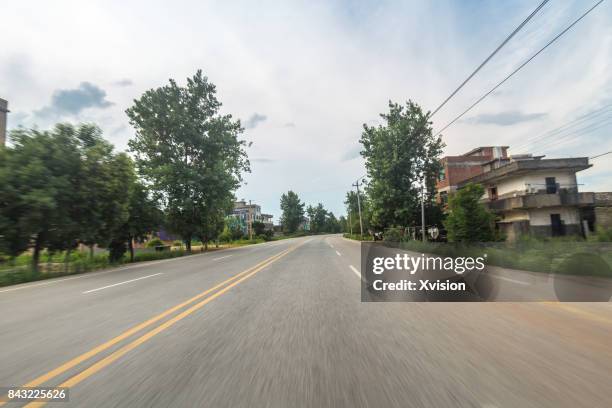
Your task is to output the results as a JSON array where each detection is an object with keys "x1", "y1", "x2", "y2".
[{"x1": 0, "y1": 235, "x2": 610, "y2": 407}]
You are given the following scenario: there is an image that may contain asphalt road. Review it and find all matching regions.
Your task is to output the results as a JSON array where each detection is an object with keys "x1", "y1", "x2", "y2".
[{"x1": 0, "y1": 235, "x2": 611, "y2": 407}]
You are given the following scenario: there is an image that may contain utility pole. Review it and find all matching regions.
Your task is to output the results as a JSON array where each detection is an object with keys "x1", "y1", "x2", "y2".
[
  {"x1": 352, "y1": 180, "x2": 364, "y2": 237},
  {"x1": 348, "y1": 210, "x2": 353, "y2": 235},
  {"x1": 421, "y1": 181, "x2": 426, "y2": 242}
]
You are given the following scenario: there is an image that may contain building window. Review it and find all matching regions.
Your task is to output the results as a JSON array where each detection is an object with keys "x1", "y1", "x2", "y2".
[
  {"x1": 438, "y1": 168, "x2": 446, "y2": 181},
  {"x1": 488, "y1": 186, "x2": 498, "y2": 201},
  {"x1": 545, "y1": 177, "x2": 557, "y2": 194}
]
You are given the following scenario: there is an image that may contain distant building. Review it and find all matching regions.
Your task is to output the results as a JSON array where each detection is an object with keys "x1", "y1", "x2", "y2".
[
  {"x1": 261, "y1": 213, "x2": 274, "y2": 231},
  {"x1": 457, "y1": 155, "x2": 598, "y2": 241},
  {"x1": 232, "y1": 200, "x2": 262, "y2": 236},
  {"x1": 0, "y1": 98, "x2": 8, "y2": 146},
  {"x1": 436, "y1": 146, "x2": 508, "y2": 208}
]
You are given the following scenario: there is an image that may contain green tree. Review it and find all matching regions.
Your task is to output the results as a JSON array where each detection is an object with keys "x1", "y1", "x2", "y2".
[
  {"x1": 338, "y1": 215, "x2": 348, "y2": 233},
  {"x1": 444, "y1": 183, "x2": 495, "y2": 242},
  {"x1": 307, "y1": 203, "x2": 328, "y2": 233},
  {"x1": 0, "y1": 125, "x2": 83, "y2": 271},
  {"x1": 120, "y1": 181, "x2": 163, "y2": 262},
  {"x1": 252, "y1": 220, "x2": 266, "y2": 236},
  {"x1": 280, "y1": 191, "x2": 304, "y2": 233},
  {"x1": 126, "y1": 70, "x2": 250, "y2": 251},
  {"x1": 360, "y1": 101, "x2": 444, "y2": 229},
  {"x1": 325, "y1": 212, "x2": 341, "y2": 233},
  {"x1": 197, "y1": 200, "x2": 230, "y2": 250},
  {"x1": 71, "y1": 124, "x2": 134, "y2": 258},
  {"x1": 344, "y1": 190, "x2": 371, "y2": 234}
]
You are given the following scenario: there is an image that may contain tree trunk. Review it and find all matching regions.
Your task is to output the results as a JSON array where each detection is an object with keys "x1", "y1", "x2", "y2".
[
  {"x1": 89, "y1": 244, "x2": 94, "y2": 260},
  {"x1": 128, "y1": 239, "x2": 134, "y2": 262},
  {"x1": 32, "y1": 235, "x2": 42, "y2": 274},
  {"x1": 204, "y1": 240, "x2": 208, "y2": 251},
  {"x1": 185, "y1": 239, "x2": 191, "y2": 253}
]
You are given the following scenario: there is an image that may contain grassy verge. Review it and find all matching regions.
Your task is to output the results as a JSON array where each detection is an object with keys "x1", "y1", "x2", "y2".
[
  {"x1": 343, "y1": 234, "x2": 612, "y2": 277},
  {"x1": 397, "y1": 239, "x2": 612, "y2": 277},
  {"x1": 0, "y1": 238, "x2": 271, "y2": 288}
]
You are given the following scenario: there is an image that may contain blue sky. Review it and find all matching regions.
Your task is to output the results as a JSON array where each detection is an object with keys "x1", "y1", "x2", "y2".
[{"x1": 1, "y1": 0, "x2": 611, "y2": 221}]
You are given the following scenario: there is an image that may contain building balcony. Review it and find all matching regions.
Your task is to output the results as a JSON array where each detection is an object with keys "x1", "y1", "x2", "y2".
[{"x1": 486, "y1": 191, "x2": 595, "y2": 212}]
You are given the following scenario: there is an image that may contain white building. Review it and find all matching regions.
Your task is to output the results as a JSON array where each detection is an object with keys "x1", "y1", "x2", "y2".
[{"x1": 458, "y1": 155, "x2": 594, "y2": 241}]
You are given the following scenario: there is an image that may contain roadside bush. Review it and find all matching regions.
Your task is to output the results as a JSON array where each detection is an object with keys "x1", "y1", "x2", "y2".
[
  {"x1": 591, "y1": 227, "x2": 612, "y2": 242},
  {"x1": 383, "y1": 227, "x2": 403, "y2": 242},
  {"x1": 172, "y1": 240, "x2": 183, "y2": 247},
  {"x1": 146, "y1": 238, "x2": 163, "y2": 248}
]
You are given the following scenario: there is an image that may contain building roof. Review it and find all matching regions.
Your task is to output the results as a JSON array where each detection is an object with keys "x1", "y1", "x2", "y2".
[
  {"x1": 461, "y1": 146, "x2": 509, "y2": 157},
  {"x1": 458, "y1": 157, "x2": 591, "y2": 187}
]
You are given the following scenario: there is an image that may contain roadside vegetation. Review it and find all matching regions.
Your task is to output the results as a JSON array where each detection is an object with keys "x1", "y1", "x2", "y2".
[{"x1": 0, "y1": 71, "x2": 254, "y2": 287}]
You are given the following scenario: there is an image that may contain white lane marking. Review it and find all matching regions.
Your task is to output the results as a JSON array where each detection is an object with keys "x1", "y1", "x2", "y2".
[
  {"x1": 0, "y1": 253, "x2": 207, "y2": 294},
  {"x1": 82, "y1": 273, "x2": 163, "y2": 294},
  {"x1": 213, "y1": 255, "x2": 233, "y2": 261},
  {"x1": 349, "y1": 265, "x2": 361, "y2": 279},
  {"x1": 490, "y1": 275, "x2": 529, "y2": 286},
  {"x1": 335, "y1": 250, "x2": 341, "y2": 256},
  {"x1": 329, "y1": 244, "x2": 334, "y2": 248}
]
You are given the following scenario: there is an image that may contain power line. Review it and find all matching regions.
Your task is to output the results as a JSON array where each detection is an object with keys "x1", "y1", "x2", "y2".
[
  {"x1": 429, "y1": 0, "x2": 550, "y2": 118},
  {"x1": 512, "y1": 104, "x2": 612, "y2": 152},
  {"x1": 351, "y1": 2, "x2": 550, "y2": 185},
  {"x1": 433, "y1": 0, "x2": 606, "y2": 139},
  {"x1": 590, "y1": 150, "x2": 612, "y2": 159},
  {"x1": 514, "y1": 111, "x2": 612, "y2": 154},
  {"x1": 531, "y1": 117, "x2": 612, "y2": 153}
]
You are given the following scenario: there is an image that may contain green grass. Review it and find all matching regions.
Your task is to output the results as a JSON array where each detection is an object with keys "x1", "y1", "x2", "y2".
[
  {"x1": 0, "y1": 237, "x2": 272, "y2": 288},
  {"x1": 396, "y1": 239, "x2": 612, "y2": 277}
]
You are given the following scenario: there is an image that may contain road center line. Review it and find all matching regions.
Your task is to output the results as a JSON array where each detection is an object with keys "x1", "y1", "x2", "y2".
[
  {"x1": 23, "y1": 243, "x2": 301, "y2": 408},
  {"x1": 349, "y1": 265, "x2": 361, "y2": 279},
  {"x1": 213, "y1": 255, "x2": 233, "y2": 261},
  {"x1": 82, "y1": 273, "x2": 163, "y2": 294},
  {"x1": 335, "y1": 250, "x2": 341, "y2": 256},
  {"x1": 5, "y1": 245, "x2": 301, "y2": 406}
]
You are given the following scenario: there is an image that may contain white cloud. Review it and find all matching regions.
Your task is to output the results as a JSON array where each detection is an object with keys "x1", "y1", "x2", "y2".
[{"x1": 1, "y1": 0, "x2": 611, "y2": 218}]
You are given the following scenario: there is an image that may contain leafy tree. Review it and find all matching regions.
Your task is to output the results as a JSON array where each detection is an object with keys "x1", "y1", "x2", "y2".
[
  {"x1": 307, "y1": 203, "x2": 328, "y2": 233},
  {"x1": 76, "y1": 125, "x2": 133, "y2": 258},
  {"x1": 344, "y1": 190, "x2": 371, "y2": 234},
  {"x1": 120, "y1": 181, "x2": 163, "y2": 262},
  {"x1": 197, "y1": 200, "x2": 230, "y2": 250},
  {"x1": 444, "y1": 183, "x2": 495, "y2": 242},
  {"x1": 338, "y1": 215, "x2": 348, "y2": 233},
  {"x1": 360, "y1": 100, "x2": 444, "y2": 229},
  {"x1": 252, "y1": 220, "x2": 266, "y2": 236},
  {"x1": 280, "y1": 191, "x2": 304, "y2": 233},
  {"x1": 0, "y1": 125, "x2": 83, "y2": 271},
  {"x1": 127, "y1": 70, "x2": 249, "y2": 252},
  {"x1": 325, "y1": 212, "x2": 342, "y2": 233}
]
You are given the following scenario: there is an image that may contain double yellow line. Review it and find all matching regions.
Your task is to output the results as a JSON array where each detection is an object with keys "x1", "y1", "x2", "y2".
[{"x1": 2, "y1": 244, "x2": 300, "y2": 407}]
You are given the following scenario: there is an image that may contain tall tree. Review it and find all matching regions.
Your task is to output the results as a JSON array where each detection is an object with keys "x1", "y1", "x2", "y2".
[
  {"x1": 0, "y1": 125, "x2": 82, "y2": 271},
  {"x1": 307, "y1": 203, "x2": 328, "y2": 233},
  {"x1": 126, "y1": 70, "x2": 250, "y2": 251},
  {"x1": 76, "y1": 125, "x2": 133, "y2": 258},
  {"x1": 360, "y1": 101, "x2": 444, "y2": 229},
  {"x1": 344, "y1": 190, "x2": 371, "y2": 234},
  {"x1": 325, "y1": 212, "x2": 341, "y2": 233},
  {"x1": 280, "y1": 191, "x2": 304, "y2": 233},
  {"x1": 444, "y1": 183, "x2": 495, "y2": 242},
  {"x1": 120, "y1": 181, "x2": 163, "y2": 262}
]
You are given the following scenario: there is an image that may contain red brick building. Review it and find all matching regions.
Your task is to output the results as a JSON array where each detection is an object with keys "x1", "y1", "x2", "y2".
[{"x1": 436, "y1": 146, "x2": 508, "y2": 207}]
